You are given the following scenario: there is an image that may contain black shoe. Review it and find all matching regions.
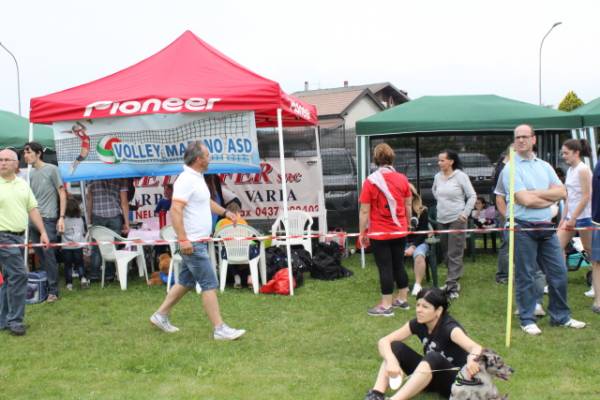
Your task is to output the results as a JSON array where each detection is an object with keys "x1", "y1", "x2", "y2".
[
  {"x1": 364, "y1": 389, "x2": 385, "y2": 400},
  {"x1": 496, "y1": 277, "x2": 508, "y2": 284},
  {"x1": 9, "y1": 324, "x2": 26, "y2": 336}
]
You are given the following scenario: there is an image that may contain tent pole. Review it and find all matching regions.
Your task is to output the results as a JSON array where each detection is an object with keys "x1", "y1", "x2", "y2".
[
  {"x1": 23, "y1": 123, "x2": 34, "y2": 270},
  {"x1": 315, "y1": 125, "x2": 327, "y2": 239},
  {"x1": 415, "y1": 136, "x2": 421, "y2": 191},
  {"x1": 277, "y1": 109, "x2": 294, "y2": 296},
  {"x1": 80, "y1": 181, "x2": 88, "y2": 223},
  {"x1": 588, "y1": 127, "x2": 597, "y2": 167}
]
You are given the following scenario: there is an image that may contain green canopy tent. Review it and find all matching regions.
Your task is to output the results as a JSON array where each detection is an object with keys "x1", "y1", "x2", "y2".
[
  {"x1": 572, "y1": 97, "x2": 600, "y2": 166},
  {"x1": 0, "y1": 109, "x2": 55, "y2": 150},
  {"x1": 576, "y1": 97, "x2": 600, "y2": 127},
  {"x1": 355, "y1": 94, "x2": 582, "y2": 188}
]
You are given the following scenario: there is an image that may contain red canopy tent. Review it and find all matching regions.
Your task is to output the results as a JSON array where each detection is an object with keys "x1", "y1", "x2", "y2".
[
  {"x1": 30, "y1": 30, "x2": 317, "y2": 127},
  {"x1": 29, "y1": 30, "x2": 320, "y2": 295}
]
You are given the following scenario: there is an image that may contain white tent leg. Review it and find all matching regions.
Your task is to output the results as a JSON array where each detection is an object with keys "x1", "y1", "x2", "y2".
[
  {"x1": 315, "y1": 125, "x2": 327, "y2": 241},
  {"x1": 588, "y1": 127, "x2": 597, "y2": 167},
  {"x1": 277, "y1": 108, "x2": 294, "y2": 296}
]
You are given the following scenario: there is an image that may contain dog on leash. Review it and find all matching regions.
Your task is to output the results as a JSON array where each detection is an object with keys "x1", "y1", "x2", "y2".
[{"x1": 449, "y1": 348, "x2": 513, "y2": 400}]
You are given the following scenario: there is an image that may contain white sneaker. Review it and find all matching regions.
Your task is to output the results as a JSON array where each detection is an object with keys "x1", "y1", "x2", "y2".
[
  {"x1": 66, "y1": 284, "x2": 73, "y2": 291},
  {"x1": 521, "y1": 323, "x2": 542, "y2": 336},
  {"x1": 544, "y1": 285, "x2": 548, "y2": 295},
  {"x1": 213, "y1": 323, "x2": 246, "y2": 341},
  {"x1": 515, "y1": 303, "x2": 545, "y2": 316},
  {"x1": 80, "y1": 277, "x2": 90, "y2": 289},
  {"x1": 535, "y1": 303, "x2": 546, "y2": 317},
  {"x1": 150, "y1": 312, "x2": 180, "y2": 333},
  {"x1": 411, "y1": 283, "x2": 422, "y2": 297},
  {"x1": 560, "y1": 318, "x2": 586, "y2": 329},
  {"x1": 584, "y1": 287, "x2": 595, "y2": 298}
]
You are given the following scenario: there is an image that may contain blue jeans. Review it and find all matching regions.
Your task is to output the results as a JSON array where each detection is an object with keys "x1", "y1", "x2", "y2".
[
  {"x1": 501, "y1": 229, "x2": 545, "y2": 303},
  {"x1": 29, "y1": 218, "x2": 59, "y2": 296},
  {"x1": 90, "y1": 214, "x2": 123, "y2": 279},
  {"x1": 179, "y1": 242, "x2": 218, "y2": 291},
  {"x1": 514, "y1": 220, "x2": 570, "y2": 326},
  {"x1": 0, "y1": 232, "x2": 27, "y2": 329},
  {"x1": 62, "y1": 248, "x2": 85, "y2": 284}
]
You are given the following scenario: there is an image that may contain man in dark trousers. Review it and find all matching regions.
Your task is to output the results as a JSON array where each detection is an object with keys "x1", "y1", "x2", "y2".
[{"x1": 0, "y1": 149, "x2": 49, "y2": 336}]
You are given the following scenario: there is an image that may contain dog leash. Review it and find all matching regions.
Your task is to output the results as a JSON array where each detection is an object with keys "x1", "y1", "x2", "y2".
[{"x1": 397, "y1": 366, "x2": 461, "y2": 382}]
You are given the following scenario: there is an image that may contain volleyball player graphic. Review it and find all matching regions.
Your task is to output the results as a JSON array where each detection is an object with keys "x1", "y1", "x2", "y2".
[{"x1": 64, "y1": 122, "x2": 90, "y2": 174}]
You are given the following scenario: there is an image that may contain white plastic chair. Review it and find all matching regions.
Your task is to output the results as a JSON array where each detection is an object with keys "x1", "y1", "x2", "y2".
[
  {"x1": 214, "y1": 224, "x2": 265, "y2": 294},
  {"x1": 89, "y1": 226, "x2": 148, "y2": 290},
  {"x1": 159, "y1": 225, "x2": 202, "y2": 294},
  {"x1": 271, "y1": 210, "x2": 314, "y2": 256}
]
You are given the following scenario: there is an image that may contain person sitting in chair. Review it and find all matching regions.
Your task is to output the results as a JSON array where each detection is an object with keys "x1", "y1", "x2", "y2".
[
  {"x1": 215, "y1": 202, "x2": 258, "y2": 289},
  {"x1": 404, "y1": 184, "x2": 430, "y2": 297}
]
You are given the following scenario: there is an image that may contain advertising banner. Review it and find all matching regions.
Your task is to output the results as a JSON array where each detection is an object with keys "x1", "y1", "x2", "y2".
[
  {"x1": 221, "y1": 157, "x2": 323, "y2": 219},
  {"x1": 128, "y1": 156, "x2": 323, "y2": 226},
  {"x1": 52, "y1": 111, "x2": 260, "y2": 182}
]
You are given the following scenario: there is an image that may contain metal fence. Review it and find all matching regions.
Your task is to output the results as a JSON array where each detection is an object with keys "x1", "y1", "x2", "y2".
[{"x1": 259, "y1": 127, "x2": 570, "y2": 234}]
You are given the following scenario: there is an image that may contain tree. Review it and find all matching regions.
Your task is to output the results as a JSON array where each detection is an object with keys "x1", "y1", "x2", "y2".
[{"x1": 558, "y1": 91, "x2": 584, "y2": 112}]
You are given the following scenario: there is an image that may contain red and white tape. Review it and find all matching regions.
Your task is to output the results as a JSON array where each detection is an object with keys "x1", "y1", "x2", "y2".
[{"x1": 0, "y1": 225, "x2": 598, "y2": 250}]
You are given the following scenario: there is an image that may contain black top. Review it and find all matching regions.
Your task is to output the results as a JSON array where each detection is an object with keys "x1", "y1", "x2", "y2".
[
  {"x1": 407, "y1": 208, "x2": 429, "y2": 247},
  {"x1": 592, "y1": 162, "x2": 600, "y2": 224},
  {"x1": 409, "y1": 314, "x2": 468, "y2": 368}
]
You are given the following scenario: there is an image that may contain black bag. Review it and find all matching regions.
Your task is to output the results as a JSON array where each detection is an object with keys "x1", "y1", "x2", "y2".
[
  {"x1": 265, "y1": 246, "x2": 287, "y2": 279},
  {"x1": 265, "y1": 246, "x2": 305, "y2": 287},
  {"x1": 311, "y1": 243, "x2": 353, "y2": 280},
  {"x1": 291, "y1": 248, "x2": 314, "y2": 274}
]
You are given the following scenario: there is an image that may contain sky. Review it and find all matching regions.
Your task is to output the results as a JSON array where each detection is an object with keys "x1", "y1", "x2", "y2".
[{"x1": 1, "y1": 0, "x2": 599, "y2": 117}]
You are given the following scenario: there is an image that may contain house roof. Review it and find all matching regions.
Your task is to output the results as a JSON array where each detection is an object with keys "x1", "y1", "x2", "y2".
[
  {"x1": 293, "y1": 82, "x2": 408, "y2": 118},
  {"x1": 293, "y1": 88, "x2": 374, "y2": 116}
]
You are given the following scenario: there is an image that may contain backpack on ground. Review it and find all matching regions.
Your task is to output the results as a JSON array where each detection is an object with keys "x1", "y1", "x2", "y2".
[
  {"x1": 311, "y1": 242, "x2": 353, "y2": 280},
  {"x1": 265, "y1": 246, "x2": 305, "y2": 287},
  {"x1": 26, "y1": 271, "x2": 48, "y2": 304}
]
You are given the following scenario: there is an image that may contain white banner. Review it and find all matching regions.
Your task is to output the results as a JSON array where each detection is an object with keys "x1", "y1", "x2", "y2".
[
  {"x1": 129, "y1": 176, "x2": 175, "y2": 228},
  {"x1": 220, "y1": 157, "x2": 323, "y2": 219},
  {"x1": 52, "y1": 111, "x2": 260, "y2": 182},
  {"x1": 127, "y1": 156, "x2": 323, "y2": 226}
]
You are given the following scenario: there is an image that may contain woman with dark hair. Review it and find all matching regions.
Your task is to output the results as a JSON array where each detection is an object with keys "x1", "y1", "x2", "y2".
[
  {"x1": 558, "y1": 139, "x2": 593, "y2": 260},
  {"x1": 364, "y1": 287, "x2": 483, "y2": 400},
  {"x1": 359, "y1": 143, "x2": 412, "y2": 316},
  {"x1": 404, "y1": 184, "x2": 430, "y2": 296},
  {"x1": 560, "y1": 138, "x2": 597, "y2": 305},
  {"x1": 432, "y1": 150, "x2": 476, "y2": 298}
]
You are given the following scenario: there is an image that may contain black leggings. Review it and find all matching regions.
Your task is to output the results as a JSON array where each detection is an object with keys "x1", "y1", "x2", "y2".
[
  {"x1": 391, "y1": 341, "x2": 458, "y2": 398},
  {"x1": 62, "y1": 248, "x2": 85, "y2": 284},
  {"x1": 371, "y1": 238, "x2": 408, "y2": 295}
]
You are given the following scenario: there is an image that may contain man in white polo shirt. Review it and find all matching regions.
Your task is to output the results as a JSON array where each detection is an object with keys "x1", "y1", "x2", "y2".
[{"x1": 150, "y1": 141, "x2": 245, "y2": 340}]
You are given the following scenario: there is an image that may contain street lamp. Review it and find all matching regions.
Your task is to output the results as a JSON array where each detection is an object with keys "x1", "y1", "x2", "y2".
[
  {"x1": 538, "y1": 22, "x2": 562, "y2": 106},
  {"x1": 0, "y1": 41, "x2": 22, "y2": 116}
]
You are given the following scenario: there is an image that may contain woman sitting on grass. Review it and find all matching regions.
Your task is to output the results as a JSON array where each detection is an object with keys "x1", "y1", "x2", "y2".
[{"x1": 364, "y1": 287, "x2": 482, "y2": 400}]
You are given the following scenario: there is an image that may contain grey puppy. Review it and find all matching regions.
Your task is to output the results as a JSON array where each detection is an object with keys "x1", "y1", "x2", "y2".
[{"x1": 449, "y1": 348, "x2": 513, "y2": 400}]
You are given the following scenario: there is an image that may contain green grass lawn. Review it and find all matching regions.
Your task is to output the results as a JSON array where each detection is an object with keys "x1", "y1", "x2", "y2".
[{"x1": 2, "y1": 253, "x2": 598, "y2": 399}]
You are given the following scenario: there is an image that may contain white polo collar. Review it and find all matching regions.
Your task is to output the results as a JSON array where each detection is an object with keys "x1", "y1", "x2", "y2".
[{"x1": 183, "y1": 164, "x2": 204, "y2": 178}]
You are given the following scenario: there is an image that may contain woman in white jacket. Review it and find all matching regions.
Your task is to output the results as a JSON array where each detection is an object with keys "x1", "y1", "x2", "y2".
[{"x1": 432, "y1": 150, "x2": 476, "y2": 299}]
